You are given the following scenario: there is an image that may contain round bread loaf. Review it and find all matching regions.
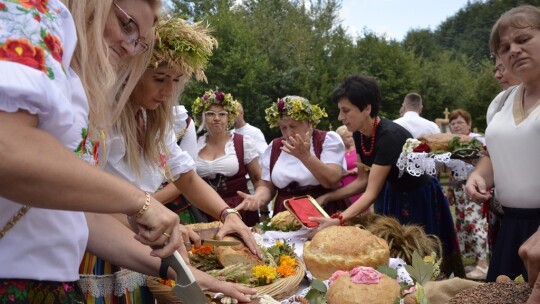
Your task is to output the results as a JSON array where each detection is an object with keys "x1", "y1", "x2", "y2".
[
  {"x1": 418, "y1": 133, "x2": 472, "y2": 152},
  {"x1": 270, "y1": 211, "x2": 302, "y2": 231},
  {"x1": 302, "y1": 226, "x2": 390, "y2": 279},
  {"x1": 214, "y1": 236, "x2": 264, "y2": 267},
  {"x1": 327, "y1": 271, "x2": 401, "y2": 304}
]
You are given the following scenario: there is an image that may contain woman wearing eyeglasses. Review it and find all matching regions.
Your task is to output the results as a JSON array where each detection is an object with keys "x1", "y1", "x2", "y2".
[
  {"x1": 0, "y1": 0, "x2": 188, "y2": 302},
  {"x1": 192, "y1": 90, "x2": 263, "y2": 227}
]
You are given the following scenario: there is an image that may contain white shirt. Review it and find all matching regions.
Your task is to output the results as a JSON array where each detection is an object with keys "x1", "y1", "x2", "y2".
[
  {"x1": 172, "y1": 105, "x2": 198, "y2": 161},
  {"x1": 105, "y1": 129, "x2": 195, "y2": 192},
  {"x1": 486, "y1": 85, "x2": 540, "y2": 209},
  {"x1": 234, "y1": 123, "x2": 268, "y2": 157},
  {"x1": 261, "y1": 131, "x2": 346, "y2": 188},
  {"x1": 196, "y1": 132, "x2": 259, "y2": 178},
  {"x1": 0, "y1": 1, "x2": 88, "y2": 281},
  {"x1": 394, "y1": 111, "x2": 441, "y2": 138}
]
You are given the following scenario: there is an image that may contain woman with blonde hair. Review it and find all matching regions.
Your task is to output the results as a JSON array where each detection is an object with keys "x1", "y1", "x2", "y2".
[
  {"x1": 78, "y1": 17, "x2": 258, "y2": 302},
  {"x1": 335, "y1": 125, "x2": 363, "y2": 208},
  {"x1": 0, "y1": 0, "x2": 185, "y2": 302}
]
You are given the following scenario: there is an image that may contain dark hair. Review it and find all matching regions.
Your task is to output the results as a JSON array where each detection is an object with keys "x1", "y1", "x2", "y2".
[
  {"x1": 331, "y1": 74, "x2": 381, "y2": 118},
  {"x1": 449, "y1": 109, "x2": 472, "y2": 125},
  {"x1": 489, "y1": 5, "x2": 540, "y2": 55}
]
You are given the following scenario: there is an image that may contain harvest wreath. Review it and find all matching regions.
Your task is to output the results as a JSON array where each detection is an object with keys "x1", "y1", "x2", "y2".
[{"x1": 148, "y1": 238, "x2": 305, "y2": 303}]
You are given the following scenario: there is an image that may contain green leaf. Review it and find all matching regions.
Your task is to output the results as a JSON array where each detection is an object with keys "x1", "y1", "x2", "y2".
[
  {"x1": 404, "y1": 252, "x2": 434, "y2": 285},
  {"x1": 377, "y1": 265, "x2": 398, "y2": 279},
  {"x1": 310, "y1": 279, "x2": 327, "y2": 293},
  {"x1": 514, "y1": 274, "x2": 525, "y2": 283},
  {"x1": 304, "y1": 288, "x2": 324, "y2": 304}
]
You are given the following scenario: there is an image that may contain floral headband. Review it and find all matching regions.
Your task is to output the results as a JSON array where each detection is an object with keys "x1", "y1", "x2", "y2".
[
  {"x1": 265, "y1": 96, "x2": 328, "y2": 128},
  {"x1": 149, "y1": 18, "x2": 217, "y2": 82},
  {"x1": 192, "y1": 89, "x2": 240, "y2": 127}
]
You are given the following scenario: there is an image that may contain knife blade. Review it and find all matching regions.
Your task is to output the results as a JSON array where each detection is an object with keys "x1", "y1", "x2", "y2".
[
  {"x1": 161, "y1": 251, "x2": 209, "y2": 304},
  {"x1": 202, "y1": 239, "x2": 241, "y2": 247}
]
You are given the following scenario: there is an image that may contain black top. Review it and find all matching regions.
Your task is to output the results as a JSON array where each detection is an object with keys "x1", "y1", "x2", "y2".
[{"x1": 353, "y1": 117, "x2": 430, "y2": 191}]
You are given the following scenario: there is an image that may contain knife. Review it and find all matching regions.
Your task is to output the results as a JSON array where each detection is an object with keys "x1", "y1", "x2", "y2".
[
  {"x1": 202, "y1": 239, "x2": 241, "y2": 247},
  {"x1": 161, "y1": 251, "x2": 209, "y2": 304}
]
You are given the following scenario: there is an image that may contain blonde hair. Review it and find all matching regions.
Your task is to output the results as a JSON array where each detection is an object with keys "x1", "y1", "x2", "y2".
[
  {"x1": 335, "y1": 125, "x2": 349, "y2": 138},
  {"x1": 120, "y1": 17, "x2": 217, "y2": 175},
  {"x1": 62, "y1": 0, "x2": 161, "y2": 140}
]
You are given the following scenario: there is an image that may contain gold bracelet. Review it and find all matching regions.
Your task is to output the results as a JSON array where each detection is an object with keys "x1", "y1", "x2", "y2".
[{"x1": 129, "y1": 192, "x2": 151, "y2": 219}]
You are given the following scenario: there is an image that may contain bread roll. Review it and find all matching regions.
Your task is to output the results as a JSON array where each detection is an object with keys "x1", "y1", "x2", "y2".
[
  {"x1": 327, "y1": 271, "x2": 401, "y2": 304},
  {"x1": 302, "y1": 226, "x2": 390, "y2": 279},
  {"x1": 270, "y1": 211, "x2": 302, "y2": 231},
  {"x1": 214, "y1": 236, "x2": 264, "y2": 267},
  {"x1": 418, "y1": 133, "x2": 472, "y2": 152}
]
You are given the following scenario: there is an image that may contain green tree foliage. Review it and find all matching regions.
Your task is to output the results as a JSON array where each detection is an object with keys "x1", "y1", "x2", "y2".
[{"x1": 169, "y1": 0, "x2": 531, "y2": 137}]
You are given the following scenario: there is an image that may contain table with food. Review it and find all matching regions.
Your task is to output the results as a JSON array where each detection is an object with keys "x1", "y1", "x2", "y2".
[{"x1": 148, "y1": 134, "x2": 532, "y2": 304}]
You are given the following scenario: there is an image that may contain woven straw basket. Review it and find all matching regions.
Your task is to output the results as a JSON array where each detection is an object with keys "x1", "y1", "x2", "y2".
[{"x1": 148, "y1": 259, "x2": 306, "y2": 303}]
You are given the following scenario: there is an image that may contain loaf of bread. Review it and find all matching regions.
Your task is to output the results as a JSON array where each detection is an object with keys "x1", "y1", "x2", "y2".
[
  {"x1": 269, "y1": 211, "x2": 302, "y2": 231},
  {"x1": 418, "y1": 133, "x2": 472, "y2": 152},
  {"x1": 186, "y1": 221, "x2": 223, "y2": 230},
  {"x1": 302, "y1": 226, "x2": 390, "y2": 280},
  {"x1": 327, "y1": 270, "x2": 400, "y2": 304},
  {"x1": 214, "y1": 236, "x2": 264, "y2": 267}
]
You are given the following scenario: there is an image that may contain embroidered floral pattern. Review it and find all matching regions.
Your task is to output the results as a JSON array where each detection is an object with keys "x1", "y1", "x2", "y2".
[
  {"x1": 74, "y1": 128, "x2": 101, "y2": 167},
  {"x1": 0, "y1": 279, "x2": 85, "y2": 304},
  {"x1": 0, "y1": 0, "x2": 66, "y2": 79}
]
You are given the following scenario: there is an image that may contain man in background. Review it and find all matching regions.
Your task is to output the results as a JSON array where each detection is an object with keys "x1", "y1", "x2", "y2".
[
  {"x1": 234, "y1": 102, "x2": 268, "y2": 156},
  {"x1": 394, "y1": 93, "x2": 440, "y2": 138}
]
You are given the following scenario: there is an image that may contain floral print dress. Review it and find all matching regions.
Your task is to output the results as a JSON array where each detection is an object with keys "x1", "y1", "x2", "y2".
[{"x1": 451, "y1": 184, "x2": 489, "y2": 261}]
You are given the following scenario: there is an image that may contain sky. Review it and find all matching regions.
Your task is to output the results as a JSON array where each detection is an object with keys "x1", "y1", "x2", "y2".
[{"x1": 338, "y1": 0, "x2": 473, "y2": 41}]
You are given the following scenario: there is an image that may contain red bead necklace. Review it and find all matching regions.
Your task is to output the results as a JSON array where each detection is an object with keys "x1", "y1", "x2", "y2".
[{"x1": 360, "y1": 116, "x2": 379, "y2": 157}]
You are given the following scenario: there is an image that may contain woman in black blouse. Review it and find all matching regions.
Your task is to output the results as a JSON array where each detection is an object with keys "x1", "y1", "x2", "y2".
[{"x1": 314, "y1": 74, "x2": 463, "y2": 277}]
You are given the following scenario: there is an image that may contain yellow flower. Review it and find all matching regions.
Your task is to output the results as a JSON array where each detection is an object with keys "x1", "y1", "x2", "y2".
[
  {"x1": 279, "y1": 255, "x2": 297, "y2": 268},
  {"x1": 253, "y1": 265, "x2": 277, "y2": 285},
  {"x1": 275, "y1": 240, "x2": 284, "y2": 247}
]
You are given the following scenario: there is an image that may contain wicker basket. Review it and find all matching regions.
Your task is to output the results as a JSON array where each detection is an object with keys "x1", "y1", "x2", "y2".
[{"x1": 148, "y1": 259, "x2": 306, "y2": 303}]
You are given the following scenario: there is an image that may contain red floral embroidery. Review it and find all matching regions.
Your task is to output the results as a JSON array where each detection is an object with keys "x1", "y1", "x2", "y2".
[
  {"x1": 0, "y1": 38, "x2": 46, "y2": 73},
  {"x1": 0, "y1": 3, "x2": 6, "y2": 11},
  {"x1": 33, "y1": 13, "x2": 41, "y2": 22},
  {"x1": 43, "y1": 33, "x2": 63, "y2": 63},
  {"x1": 19, "y1": 0, "x2": 48, "y2": 14}
]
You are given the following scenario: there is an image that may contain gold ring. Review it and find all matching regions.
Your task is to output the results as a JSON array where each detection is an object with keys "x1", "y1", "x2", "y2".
[{"x1": 163, "y1": 232, "x2": 171, "y2": 238}]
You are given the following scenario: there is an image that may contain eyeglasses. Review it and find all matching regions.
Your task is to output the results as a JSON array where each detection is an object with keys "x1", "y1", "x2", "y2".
[
  {"x1": 113, "y1": 3, "x2": 149, "y2": 55},
  {"x1": 450, "y1": 120, "x2": 467, "y2": 127},
  {"x1": 205, "y1": 111, "x2": 229, "y2": 119}
]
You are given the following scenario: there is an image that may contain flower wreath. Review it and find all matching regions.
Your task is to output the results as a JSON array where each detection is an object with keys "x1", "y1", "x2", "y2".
[
  {"x1": 149, "y1": 18, "x2": 217, "y2": 82},
  {"x1": 191, "y1": 89, "x2": 240, "y2": 128},
  {"x1": 265, "y1": 96, "x2": 327, "y2": 128}
]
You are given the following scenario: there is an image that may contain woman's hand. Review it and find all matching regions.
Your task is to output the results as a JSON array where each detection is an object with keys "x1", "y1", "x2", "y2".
[
  {"x1": 216, "y1": 212, "x2": 263, "y2": 259},
  {"x1": 193, "y1": 268, "x2": 256, "y2": 302},
  {"x1": 130, "y1": 198, "x2": 183, "y2": 258},
  {"x1": 309, "y1": 216, "x2": 340, "y2": 231},
  {"x1": 464, "y1": 172, "x2": 492, "y2": 203},
  {"x1": 235, "y1": 191, "x2": 263, "y2": 211},
  {"x1": 519, "y1": 228, "x2": 540, "y2": 304},
  {"x1": 345, "y1": 167, "x2": 358, "y2": 176},
  {"x1": 281, "y1": 131, "x2": 311, "y2": 162}
]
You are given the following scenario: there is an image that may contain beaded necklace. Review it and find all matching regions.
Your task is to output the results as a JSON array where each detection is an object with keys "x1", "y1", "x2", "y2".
[{"x1": 360, "y1": 116, "x2": 379, "y2": 157}]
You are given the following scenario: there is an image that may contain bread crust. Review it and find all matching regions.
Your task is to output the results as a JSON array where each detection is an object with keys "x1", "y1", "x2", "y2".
[
  {"x1": 327, "y1": 272, "x2": 401, "y2": 304},
  {"x1": 302, "y1": 226, "x2": 390, "y2": 279},
  {"x1": 214, "y1": 236, "x2": 264, "y2": 267},
  {"x1": 418, "y1": 133, "x2": 472, "y2": 152}
]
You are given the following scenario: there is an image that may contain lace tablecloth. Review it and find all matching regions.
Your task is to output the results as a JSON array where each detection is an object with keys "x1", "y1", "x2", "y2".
[{"x1": 396, "y1": 151, "x2": 475, "y2": 181}]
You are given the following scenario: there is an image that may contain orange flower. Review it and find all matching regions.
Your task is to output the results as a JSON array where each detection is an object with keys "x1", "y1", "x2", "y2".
[
  {"x1": 157, "y1": 278, "x2": 176, "y2": 287},
  {"x1": 43, "y1": 33, "x2": 63, "y2": 63},
  {"x1": 18, "y1": 0, "x2": 48, "y2": 14},
  {"x1": 0, "y1": 38, "x2": 46, "y2": 73},
  {"x1": 277, "y1": 265, "x2": 296, "y2": 277},
  {"x1": 279, "y1": 255, "x2": 297, "y2": 268},
  {"x1": 191, "y1": 244, "x2": 213, "y2": 255}
]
